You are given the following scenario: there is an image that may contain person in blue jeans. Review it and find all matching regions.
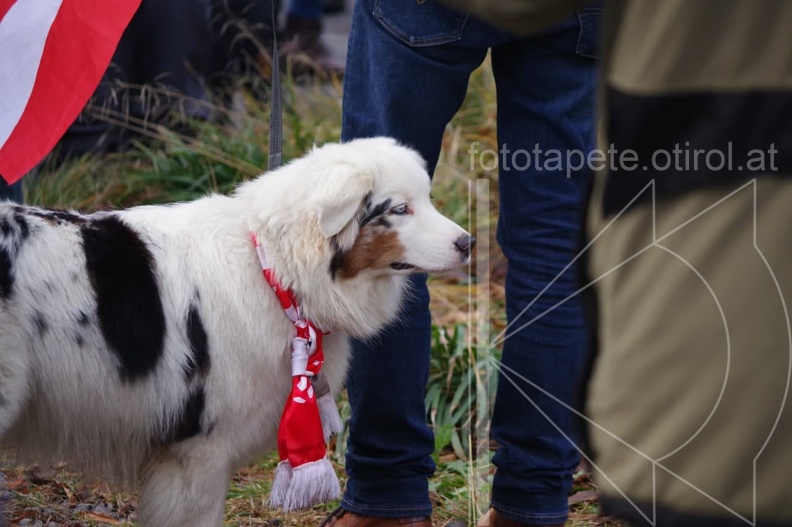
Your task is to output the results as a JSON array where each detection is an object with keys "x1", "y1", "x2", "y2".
[{"x1": 322, "y1": 2, "x2": 601, "y2": 527}]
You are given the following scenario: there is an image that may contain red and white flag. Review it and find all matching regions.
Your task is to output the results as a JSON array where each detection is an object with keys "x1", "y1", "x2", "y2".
[{"x1": 0, "y1": 0, "x2": 141, "y2": 184}]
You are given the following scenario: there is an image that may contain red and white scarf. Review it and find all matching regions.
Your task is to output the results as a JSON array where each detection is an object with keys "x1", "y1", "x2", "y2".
[{"x1": 252, "y1": 233, "x2": 343, "y2": 511}]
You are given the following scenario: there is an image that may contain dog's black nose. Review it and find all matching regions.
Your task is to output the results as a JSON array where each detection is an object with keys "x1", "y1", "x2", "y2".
[{"x1": 454, "y1": 234, "x2": 476, "y2": 257}]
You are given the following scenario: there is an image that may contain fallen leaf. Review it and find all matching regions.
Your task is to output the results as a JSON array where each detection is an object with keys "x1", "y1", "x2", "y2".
[
  {"x1": 5, "y1": 479, "x2": 27, "y2": 491},
  {"x1": 61, "y1": 483, "x2": 74, "y2": 502},
  {"x1": 82, "y1": 511, "x2": 123, "y2": 525}
]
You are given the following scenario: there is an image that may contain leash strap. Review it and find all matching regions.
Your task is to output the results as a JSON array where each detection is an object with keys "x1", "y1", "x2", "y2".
[{"x1": 267, "y1": 0, "x2": 282, "y2": 171}]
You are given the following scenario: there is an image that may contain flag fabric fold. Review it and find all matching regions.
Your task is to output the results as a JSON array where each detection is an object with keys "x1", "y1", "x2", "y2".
[{"x1": 0, "y1": 0, "x2": 142, "y2": 184}]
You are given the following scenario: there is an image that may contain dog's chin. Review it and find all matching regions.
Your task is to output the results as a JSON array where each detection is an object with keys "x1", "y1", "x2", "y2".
[{"x1": 390, "y1": 259, "x2": 470, "y2": 276}]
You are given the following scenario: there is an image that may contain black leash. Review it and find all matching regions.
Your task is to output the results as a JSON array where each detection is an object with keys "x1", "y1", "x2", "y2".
[{"x1": 267, "y1": 0, "x2": 282, "y2": 171}]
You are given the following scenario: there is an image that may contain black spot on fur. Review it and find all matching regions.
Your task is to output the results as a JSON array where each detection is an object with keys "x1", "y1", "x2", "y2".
[
  {"x1": 51, "y1": 210, "x2": 86, "y2": 224},
  {"x1": 81, "y1": 215, "x2": 166, "y2": 382},
  {"x1": 75, "y1": 333, "x2": 85, "y2": 348},
  {"x1": 26, "y1": 208, "x2": 86, "y2": 226},
  {"x1": 32, "y1": 310, "x2": 48, "y2": 336},
  {"x1": 0, "y1": 248, "x2": 13, "y2": 299},
  {"x1": 77, "y1": 311, "x2": 90, "y2": 326},
  {"x1": 13, "y1": 214, "x2": 28, "y2": 240},
  {"x1": 172, "y1": 388, "x2": 206, "y2": 442},
  {"x1": 360, "y1": 199, "x2": 392, "y2": 226},
  {"x1": 184, "y1": 303, "x2": 210, "y2": 382},
  {"x1": 329, "y1": 238, "x2": 344, "y2": 281},
  {"x1": 0, "y1": 218, "x2": 11, "y2": 237}
]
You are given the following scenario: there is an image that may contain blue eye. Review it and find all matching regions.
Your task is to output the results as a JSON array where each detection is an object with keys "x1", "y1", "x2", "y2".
[{"x1": 391, "y1": 204, "x2": 410, "y2": 215}]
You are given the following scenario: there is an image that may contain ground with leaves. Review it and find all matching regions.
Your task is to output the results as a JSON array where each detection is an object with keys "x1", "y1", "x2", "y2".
[{"x1": 1, "y1": 458, "x2": 620, "y2": 527}]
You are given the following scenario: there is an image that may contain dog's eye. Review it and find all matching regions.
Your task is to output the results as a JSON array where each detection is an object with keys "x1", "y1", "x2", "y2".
[{"x1": 390, "y1": 204, "x2": 411, "y2": 215}]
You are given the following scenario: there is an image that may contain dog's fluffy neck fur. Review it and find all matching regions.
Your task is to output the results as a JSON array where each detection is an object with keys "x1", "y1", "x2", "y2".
[
  {"x1": 245, "y1": 221, "x2": 407, "y2": 339},
  {"x1": 234, "y1": 145, "x2": 415, "y2": 340}
]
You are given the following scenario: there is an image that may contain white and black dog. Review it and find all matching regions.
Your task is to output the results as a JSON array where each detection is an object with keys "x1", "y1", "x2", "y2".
[{"x1": 0, "y1": 138, "x2": 473, "y2": 527}]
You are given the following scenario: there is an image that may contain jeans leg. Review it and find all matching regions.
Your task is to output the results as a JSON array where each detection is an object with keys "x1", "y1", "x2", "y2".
[
  {"x1": 341, "y1": 0, "x2": 491, "y2": 516},
  {"x1": 344, "y1": 275, "x2": 436, "y2": 517},
  {"x1": 341, "y1": 0, "x2": 490, "y2": 172},
  {"x1": 488, "y1": 13, "x2": 599, "y2": 525}
]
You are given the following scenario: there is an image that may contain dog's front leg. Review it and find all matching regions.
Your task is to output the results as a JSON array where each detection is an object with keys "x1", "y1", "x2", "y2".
[{"x1": 137, "y1": 445, "x2": 233, "y2": 527}]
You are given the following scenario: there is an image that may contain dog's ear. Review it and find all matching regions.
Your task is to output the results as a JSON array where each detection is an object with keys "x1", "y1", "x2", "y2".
[
  {"x1": 318, "y1": 199, "x2": 364, "y2": 238},
  {"x1": 316, "y1": 167, "x2": 374, "y2": 238}
]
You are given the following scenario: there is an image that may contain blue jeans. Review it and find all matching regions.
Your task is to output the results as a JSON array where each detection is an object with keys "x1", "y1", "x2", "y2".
[{"x1": 341, "y1": 1, "x2": 600, "y2": 524}]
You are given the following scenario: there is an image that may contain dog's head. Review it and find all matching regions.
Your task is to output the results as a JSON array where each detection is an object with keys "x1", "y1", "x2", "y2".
[
  {"x1": 241, "y1": 137, "x2": 474, "y2": 281},
  {"x1": 313, "y1": 138, "x2": 474, "y2": 279},
  {"x1": 238, "y1": 138, "x2": 473, "y2": 335}
]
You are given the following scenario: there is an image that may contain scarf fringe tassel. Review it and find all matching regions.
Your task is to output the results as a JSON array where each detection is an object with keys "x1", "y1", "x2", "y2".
[
  {"x1": 317, "y1": 393, "x2": 344, "y2": 441},
  {"x1": 268, "y1": 458, "x2": 341, "y2": 512}
]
